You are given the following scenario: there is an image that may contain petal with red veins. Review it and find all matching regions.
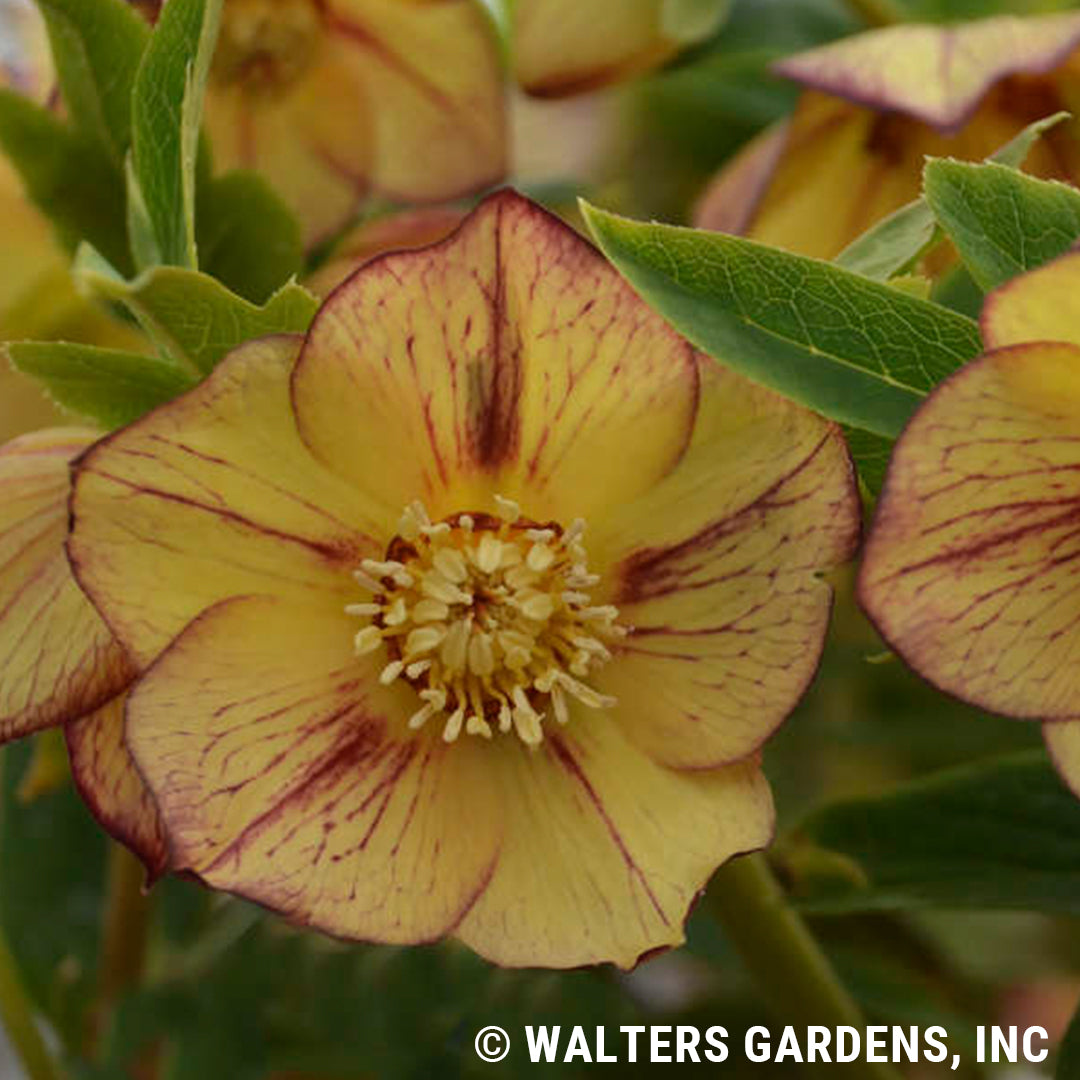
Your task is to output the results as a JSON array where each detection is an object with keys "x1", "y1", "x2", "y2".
[
  {"x1": 0, "y1": 428, "x2": 133, "y2": 739},
  {"x1": 455, "y1": 724, "x2": 773, "y2": 970},
  {"x1": 773, "y1": 14, "x2": 1080, "y2": 132},
  {"x1": 69, "y1": 336, "x2": 388, "y2": 667},
  {"x1": 590, "y1": 364, "x2": 859, "y2": 770},
  {"x1": 127, "y1": 594, "x2": 501, "y2": 944},
  {"x1": 292, "y1": 189, "x2": 700, "y2": 525},
  {"x1": 66, "y1": 694, "x2": 167, "y2": 877},
  {"x1": 859, "y1": 341, "x2": 1080, "y2": 720}
]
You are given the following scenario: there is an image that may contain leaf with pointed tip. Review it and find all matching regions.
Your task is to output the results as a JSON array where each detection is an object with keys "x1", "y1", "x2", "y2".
[
  {"x1": 581, "y1": 202, "x2": 981, "y2": 446},
  {"x1": 925, "y1": 159, "x2": 1080, "y2": 291},
  {"x1": 835, "y1": 111, "x2": 1071, "y2": 283}
]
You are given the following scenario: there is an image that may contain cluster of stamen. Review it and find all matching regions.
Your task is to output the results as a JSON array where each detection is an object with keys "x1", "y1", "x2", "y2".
[
  {"x1": 212, "y1": 0, "x2": 323, "y2": 96},
  {"x1": 346, "y1": 497, "x2": 626, "y2": 746}
]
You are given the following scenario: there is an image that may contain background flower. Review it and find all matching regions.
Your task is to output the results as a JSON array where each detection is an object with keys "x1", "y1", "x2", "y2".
[
  {"x1": 202, "y1": 0, "x2": 507, "y2": 246},
  {"x1": 695, "y1": 13, "x2": 1080, "y2": 259},
  {"x1": 859, "y1": 251, "x2": 1080, "y2": 797}
]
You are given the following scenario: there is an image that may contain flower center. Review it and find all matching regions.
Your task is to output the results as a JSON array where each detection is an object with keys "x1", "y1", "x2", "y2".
[
  {"x1": 212, "y1": 0, "x2": 323, "y2": 97},
  {"x1": 347, "y1": 497, "x2": 626, "y2": 746}
]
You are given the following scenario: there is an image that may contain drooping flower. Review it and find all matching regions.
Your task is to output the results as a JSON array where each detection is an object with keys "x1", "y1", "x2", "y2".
[
  {"x1": 198, "y1": 0, "x2": 506, "y2": 245},
  {"x1": 695, "y1": 14, "x2": 1080, "y2": 260},
  {"x1": 858, "y1": 252, "x2": 1080, "y2": 797},
  {"x1": 511, "y1": 0, "x2": 727, "y2": 96},
  {"x1": 67, "y1": 190, "x2": 858, "y2": 967}
]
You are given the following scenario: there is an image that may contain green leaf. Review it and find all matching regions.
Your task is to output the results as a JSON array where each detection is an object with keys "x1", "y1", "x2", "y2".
[
  {"x1": 990, "y1": 110, "x2": 1072, "y2": 170},
  {"x1": 130, "y1": 0, "x2": 222, "y2": 269},
  {"x1": 925, "y1": 159, "x2": 1080, "y2": 291},
  {"x1": 835, "y1": 111, "x2": 1071, "y2": 283},
  {"x1": 196, "y1": 171, "x2": 304, "y2": 305},
  {"x1": 76, "y1": 246, "x2": 318, "y2": 374},
  {"x1": 0, "y1": 89, "x2": 130, "y2": 274},
  {"x1": 788, "y1": 751, "x2": 1080, "y2": 916},
  {"x1": 834, "y1": 199, "x2": 938, "y2": 282},
  {"x1": 580, "y1": 201, "x2": 981, "y2": 440},
  {"x1": 36, "y1": 0, "x2": 149, "y2": 163},
  {"x1": 7, "y1": 342, "x2": 195, "y2": 428}
]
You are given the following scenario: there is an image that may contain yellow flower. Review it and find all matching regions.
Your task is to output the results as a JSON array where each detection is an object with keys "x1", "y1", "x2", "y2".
[
  {"x1": 695, "y1": 14, "x2": 1080, "y2": 260},
  {"x1": 858, "y1": 253, "x2": 1080, "y2": 799},
  {"x1": 200, "y1": 0, "x2": 507, "y2": 245},
  {"x1": 511, "y1": 0, "x2": 727, "y2": 96},
  {"x1": 66, "y1": 190, "x2": 857, "y2": 967}
]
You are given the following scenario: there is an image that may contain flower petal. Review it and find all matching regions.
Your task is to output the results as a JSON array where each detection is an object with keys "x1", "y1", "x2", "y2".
[
  {"x1": 1043, "y1": 720, "x2": 1080, "y2": 798},
  {"x1": 859, "y1": 341, "x2": 1080, "y2": 720},
  {"x1": 455, "y1": 725, "x2": 773, "y2": 970},
  {"x1": 982, "y1": 251, "x2": 1080, "y2": 350},
  {"x1": 693, "y1": 120, "x2": 790, "y2": 237},
  {"x1": 69, "y1": 335, "x2": 387, "y2": 667},
  {"x1": 773, "y1": 14, "x2": 1080, "y2": 132},
  {"x1": 127, "y1": 594, "x2": 501, "y2": 944},
  {"x1": 0, "y1": 428, "x2": 133, "y2": 739},
  {"x1": 66, "y1": 694, "x2": 168, "y2": 877},
  {"x1": 292, "y1": 189, "x2": 700, "y2": 524},
  {"x1": 204, "y1": 41, "x2": 374, "y2": 248},
  {"x1": 591, "y1": 364, "x2": 859, "y2": 769},
  {"x1": 326, "y1": 0, "x2": 506, "y2": 202},
  {"x1": 512, "y1": 0, "x2": 680, "y2": 96}
]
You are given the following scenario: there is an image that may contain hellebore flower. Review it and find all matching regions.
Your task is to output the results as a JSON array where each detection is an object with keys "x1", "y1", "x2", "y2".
[
  {"x1": 858, "y1": 252, "x2": 1080, "y2": 797},
  {"x1": 200, "y1": 0, "x2": 506, "y2": 245},
  {"x1": 695, "y1": 13, "x2": 1080, "y2": 260},
  {"x1": 512, "y1": 0, "x2": 728, "y2": 96},
  {"x1": 67, "y1": 191, "x2": 858, "y2": 968}
]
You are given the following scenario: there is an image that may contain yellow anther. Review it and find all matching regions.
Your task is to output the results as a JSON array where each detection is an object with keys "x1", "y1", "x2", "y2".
[
  {"x1": 412, "y1": 599, "x2": 450, "y2": 623},
  {"x1": 526, "y1": 543, "x2": 556, "y2": 572},
  {"x1": 433, "y1": 546, "x2": 468, "y2": 583},
  {"x1": 405, "y1": 625, "x2": 446, "y2": 656},
  {"x1": 349, "y1": 500, "x2": 623, "y2": 746}
]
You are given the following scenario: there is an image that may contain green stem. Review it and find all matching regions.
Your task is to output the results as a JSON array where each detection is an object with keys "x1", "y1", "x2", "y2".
[
  {"x1": 98, "y1": 843, "x2": 151, "y2": 1005},
  {"x1": 843, "y1": 0, "x2": 903, "y2": 26},
  {"x1": 708, "y1": 853, "x2": 902, "y2": 1080},
  {"x1": 0, "y1": 916, "x2": 60, "y2": 1080}
]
